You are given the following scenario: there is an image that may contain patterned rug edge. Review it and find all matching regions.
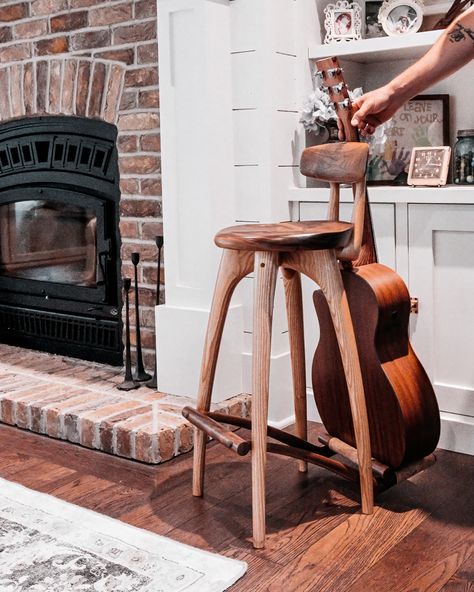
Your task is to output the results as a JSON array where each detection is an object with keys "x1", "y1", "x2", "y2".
[{"x1": 0, "y1": 477, "x2": 247, "y2": 591}]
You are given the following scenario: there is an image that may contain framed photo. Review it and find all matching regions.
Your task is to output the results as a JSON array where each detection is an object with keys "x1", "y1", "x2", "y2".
[
  {"x1": 365, "y1": 0, "x2": 387, "y2": 38},
  {"x1": 407, "y1": 147, "x2": 451, "y2": 186},
  {"x1": 378, "y1": 0, "x2": 423, "y2": 36},
  {"x1": 324, "y1": 0, "x2": 362, "y2": 43},
  {"x1": 366, "y1": 94, "x2": 450, "y2": 185}
]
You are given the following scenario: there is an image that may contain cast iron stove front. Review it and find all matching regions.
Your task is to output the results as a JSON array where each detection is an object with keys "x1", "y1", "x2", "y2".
[{"x1": 0, "y1": 116, "x2": 123, "y2": 365}]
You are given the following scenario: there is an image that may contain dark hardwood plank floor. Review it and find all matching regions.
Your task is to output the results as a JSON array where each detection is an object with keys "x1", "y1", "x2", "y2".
[{"x1": 0, "y1": 422, "x2": 472, "y2": 591}]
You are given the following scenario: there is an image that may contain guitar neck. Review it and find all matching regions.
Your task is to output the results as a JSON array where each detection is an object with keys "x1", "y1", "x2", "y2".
[{"x1": 315, "y1": 57, "x2": 377, "y2": 266}]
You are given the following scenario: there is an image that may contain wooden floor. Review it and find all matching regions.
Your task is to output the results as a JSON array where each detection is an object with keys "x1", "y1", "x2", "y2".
[{"x1": 0, "y1": 422, "x2": 473, "y2": 591}]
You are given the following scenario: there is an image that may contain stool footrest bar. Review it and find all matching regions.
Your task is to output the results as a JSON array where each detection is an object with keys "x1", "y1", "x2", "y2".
[
  {"x1": 183, "y1": 406, "x2": 251, "y2": 456},
  {"x1": 318, "y1": 432, "x2": 437, "y2": 488},
  {"x1": 266, "y1": 442, "x2": 364, "y2": 483},
  {"x1": 208, "y1": 411, "x2": 333, "y2": 457}
]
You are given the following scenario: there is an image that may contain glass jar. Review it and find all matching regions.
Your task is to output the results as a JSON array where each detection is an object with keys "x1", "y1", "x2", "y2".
[{"x1": 453, "y1": 130, "x2": 474, "y2": 184}]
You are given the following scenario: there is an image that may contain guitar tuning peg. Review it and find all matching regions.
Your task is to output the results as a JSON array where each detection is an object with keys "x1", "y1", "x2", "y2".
[
  {"x1": 338, "y1": 99, "x2": 351, "y2": 109},
  {"x1": 313, "y1": 70, "x2": 324, "y2": 80},
  {"x1": 332, "y1": 82, "x2": 346, "y2": 93},
  {"x1": 327, "y1": 67, "x2": 342, "y2": 78}
]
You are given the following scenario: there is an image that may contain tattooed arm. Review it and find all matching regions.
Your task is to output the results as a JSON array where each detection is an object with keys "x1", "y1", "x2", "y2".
[{"x1": 342, "y1": 6, "x2": 474, "y2": 136}]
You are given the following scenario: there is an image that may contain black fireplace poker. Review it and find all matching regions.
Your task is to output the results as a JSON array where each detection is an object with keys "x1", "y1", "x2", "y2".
[
  {"x1": 146, "y1": 235, "x2": 164, "y2": 390},
  {"x1": 131, "y1": 252, "x2": 152, "y2": 382},
  {"x1": 117, "y1": 278, "x2": 139, "y2": 391}
]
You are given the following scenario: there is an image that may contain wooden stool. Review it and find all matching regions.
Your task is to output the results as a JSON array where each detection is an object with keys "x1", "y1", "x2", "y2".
[{"x1": 184, "y1": 142, "x2": 373, "y2": 548}]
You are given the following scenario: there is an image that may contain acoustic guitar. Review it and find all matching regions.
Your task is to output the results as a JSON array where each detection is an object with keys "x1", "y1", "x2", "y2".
[{"x1": 309, "y1": 57, "x2": 440, "y2": 469}]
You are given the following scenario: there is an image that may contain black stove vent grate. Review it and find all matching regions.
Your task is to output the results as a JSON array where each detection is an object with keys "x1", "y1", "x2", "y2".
[
  {"x1": 0, "y1": 304, "x2": 122, "y2": 364},
  {"x1": 0, "y1": 135, "x2": 113, "y2": 181}
]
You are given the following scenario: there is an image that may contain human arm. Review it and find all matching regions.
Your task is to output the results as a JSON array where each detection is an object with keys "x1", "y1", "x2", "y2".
[{"x1": 343, "y1": 5, "x2": 474, "y2": 137}]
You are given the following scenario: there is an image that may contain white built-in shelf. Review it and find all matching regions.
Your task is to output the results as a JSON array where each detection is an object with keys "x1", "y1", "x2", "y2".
[
  {"x1": 289, "y1": 185, "x2": 474, "y2": 205},
  {"x1": 308, "y1": 30, "x2": 443, "y2": 63}
]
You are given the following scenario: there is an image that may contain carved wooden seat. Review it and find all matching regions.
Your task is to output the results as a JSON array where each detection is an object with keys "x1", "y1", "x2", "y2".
[
  {"x1": 215, "y1": 220, "x2": 353, "y2": 252},
  {"x1": 183, "y1": 141, "x2": 375, "y2": 549}
]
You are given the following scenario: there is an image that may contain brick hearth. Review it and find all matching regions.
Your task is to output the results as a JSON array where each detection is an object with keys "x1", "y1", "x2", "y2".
[{"x1": 0, "y1": 344, "x2": 251, "y2": 464}]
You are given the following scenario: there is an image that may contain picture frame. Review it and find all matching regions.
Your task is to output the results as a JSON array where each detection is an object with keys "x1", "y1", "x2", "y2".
[
  {"x1": 324, "y1": 0, "x2": 362, "y2": 43},
  {"x1": 364, "y1": 0, "x2": 387, "y2": 38},
  {"x1": 378, "y1": 0, "x2": 424, "y2": 36},
  {"x1": 407, "y1": 146, "x2": 451, "y2": 186},
  {"x1": 366, "y1": 94, "x2": 450, "y2": 185}
]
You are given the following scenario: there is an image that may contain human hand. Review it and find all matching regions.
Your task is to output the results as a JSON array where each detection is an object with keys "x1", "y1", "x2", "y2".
[
  {"x1": 338, "y1": 84, "x2": 402, "y2": 140},
  {"x1": 367, "y1": 155, "x2": 386, "y2": 179},
  {"x1": 386, "y1": 148, "x2": 410, "y2": 176}
]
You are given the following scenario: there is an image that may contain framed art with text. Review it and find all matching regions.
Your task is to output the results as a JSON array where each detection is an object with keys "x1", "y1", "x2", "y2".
[{"x1": 366, "y1": 94, "x2": 450, "y2": 185}]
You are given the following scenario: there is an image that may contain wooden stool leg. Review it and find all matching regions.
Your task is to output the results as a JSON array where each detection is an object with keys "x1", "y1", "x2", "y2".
[
  {"x1": 252, "y1": 250, "x2": 279, "y2": 549},
  {"x1": 193, "y1": 248, "x2": 254, "y2": 497},
  {"x1": 282, "y1": 250, "x2": 374, "y2": 514},
  {"x1": 282, "y1": 268, "x2": 308, "y2": 473}
]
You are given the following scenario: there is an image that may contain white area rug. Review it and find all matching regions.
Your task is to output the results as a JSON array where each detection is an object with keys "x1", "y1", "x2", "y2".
[{"x1": 0, "y1": 478, "x2": 247, "y2": 591}]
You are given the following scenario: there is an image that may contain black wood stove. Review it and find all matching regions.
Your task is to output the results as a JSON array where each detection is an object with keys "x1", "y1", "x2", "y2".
[{"x1": 0, "y1": 116, "x2": 123, "y2": 365}]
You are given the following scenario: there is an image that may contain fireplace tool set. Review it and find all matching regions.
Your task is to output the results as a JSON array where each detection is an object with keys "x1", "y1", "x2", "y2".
[{"x1": 117, "y1": 236, "x2": 163, "y2": 391}]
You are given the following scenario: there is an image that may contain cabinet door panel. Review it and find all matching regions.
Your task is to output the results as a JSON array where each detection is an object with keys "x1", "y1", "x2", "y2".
[{"x1": 408, "y1": 204, "x2": 474, "y2": 417}]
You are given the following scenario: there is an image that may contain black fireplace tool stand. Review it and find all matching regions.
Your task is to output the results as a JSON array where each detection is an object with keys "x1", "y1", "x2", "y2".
[{"x1": 117, "y1": 278, "x2": 139, "y2": 391}]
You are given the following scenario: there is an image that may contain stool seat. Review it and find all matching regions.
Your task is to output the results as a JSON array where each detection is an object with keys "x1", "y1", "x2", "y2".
[{"x1": 215, "y1": 220, "x2": 354, "y2": 252}]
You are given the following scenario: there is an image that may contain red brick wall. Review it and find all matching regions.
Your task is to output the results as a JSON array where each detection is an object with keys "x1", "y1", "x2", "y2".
[{"x1": 0, "y1": 0, "x2": 161, "y2": 368}]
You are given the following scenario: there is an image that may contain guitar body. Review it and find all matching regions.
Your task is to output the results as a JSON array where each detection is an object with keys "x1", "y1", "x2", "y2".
[{"x1": 312, "y1": 263, "x2": 440, "y2": 469}]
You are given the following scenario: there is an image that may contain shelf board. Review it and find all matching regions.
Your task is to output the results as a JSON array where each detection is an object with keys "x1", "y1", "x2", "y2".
[
  {"x1": 308, "y1": 30, "x2": 443, "y2": 63},
  {"x1": 289, "y1": 185, "x2": 474, "y2": 205}
]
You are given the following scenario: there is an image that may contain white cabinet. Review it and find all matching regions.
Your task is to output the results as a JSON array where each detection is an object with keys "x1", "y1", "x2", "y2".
[
  {"x1": 409, "y1": 203, "x2": 474, "y2": 414},
  {"x1": 408, "y1": 204, "x2": 474, "y2": 454}
]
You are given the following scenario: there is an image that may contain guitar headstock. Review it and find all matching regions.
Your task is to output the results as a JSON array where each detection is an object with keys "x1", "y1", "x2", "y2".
[{"x1": 314, "y1": 56, "x2": 359, "y2": 142}]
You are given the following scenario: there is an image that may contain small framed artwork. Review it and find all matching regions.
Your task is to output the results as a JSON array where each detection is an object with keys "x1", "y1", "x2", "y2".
[
  {"x1": 324, "y1": 0, "x2": 362, "y2": 43},
  {"x1": 365, "y1": 0, "x2": 387, "y2": 38},
  {"x1": 366, "y1": 94, "x2": 450, "y2": 185},
  {"x1": 407, "y1": 147, "x2": 451, "y2": 186},
  {"x1": 378, "y1": 0, "x2": 424, "y2": 36}
]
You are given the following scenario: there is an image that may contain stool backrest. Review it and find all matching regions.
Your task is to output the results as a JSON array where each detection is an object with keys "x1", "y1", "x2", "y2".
[{"x1": 300, "y1": 142, "x2": 369, "y2": 262}]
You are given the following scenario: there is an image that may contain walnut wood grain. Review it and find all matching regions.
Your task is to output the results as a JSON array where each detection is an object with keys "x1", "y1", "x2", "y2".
[
  {"x1": 182, "y1": 407, "x2": 251, "y2": 456},
  {"x1": 266, "y1": 443, "x2": 363, "y2": 483},
  {"x1": 282, "y1": 268, "x2": 308, "y2": 472},
  {"x1": 0, "y1": 424, "x2": 473, "y2": 592},
  {"x1": 282, "y1": 249, "x2": 374, "y2": 515},
  {"x1": 312, "y1": 263, "x2": 440, "y2": 469},
  {"x1": 192, "y1": 248, "x2": 254, "y2": 497},
  {"x1": 314, "y1": 56, "x2": 378, "y2": 267},
  {"x1": 300, "y1": 142, "x2": 368, "y2": 184},
  {"x1": 207, "y1": 412, "x2": 332, "y2": 456},
  {"x1": 252, "y1": 250, "x2": 279, "y2": 548},
  {"x1": 215, "y1": 220, "x2": 353, "y2": 252},
  {"x1": 318, "y1": 433, "x2": 391, "y2": 480}
]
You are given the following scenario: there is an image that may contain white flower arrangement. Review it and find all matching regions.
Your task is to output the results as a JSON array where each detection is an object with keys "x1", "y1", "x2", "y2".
[{"x1": 300, "y1": 86, "x2": 363, "y2": 135}]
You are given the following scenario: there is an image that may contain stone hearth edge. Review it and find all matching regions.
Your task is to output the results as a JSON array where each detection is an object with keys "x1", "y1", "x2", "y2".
[{"x1": 0, "y1": 344, "x2": 251, "y2": 464}]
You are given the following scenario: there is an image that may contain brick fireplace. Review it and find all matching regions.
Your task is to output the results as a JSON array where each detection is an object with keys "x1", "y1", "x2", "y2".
[
  {"x1": 0, "y1": 0, "x2": 162, "y2": 367},
  {"x1": 0, "y1": 0, "x2": 251, "y2": 462}
]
